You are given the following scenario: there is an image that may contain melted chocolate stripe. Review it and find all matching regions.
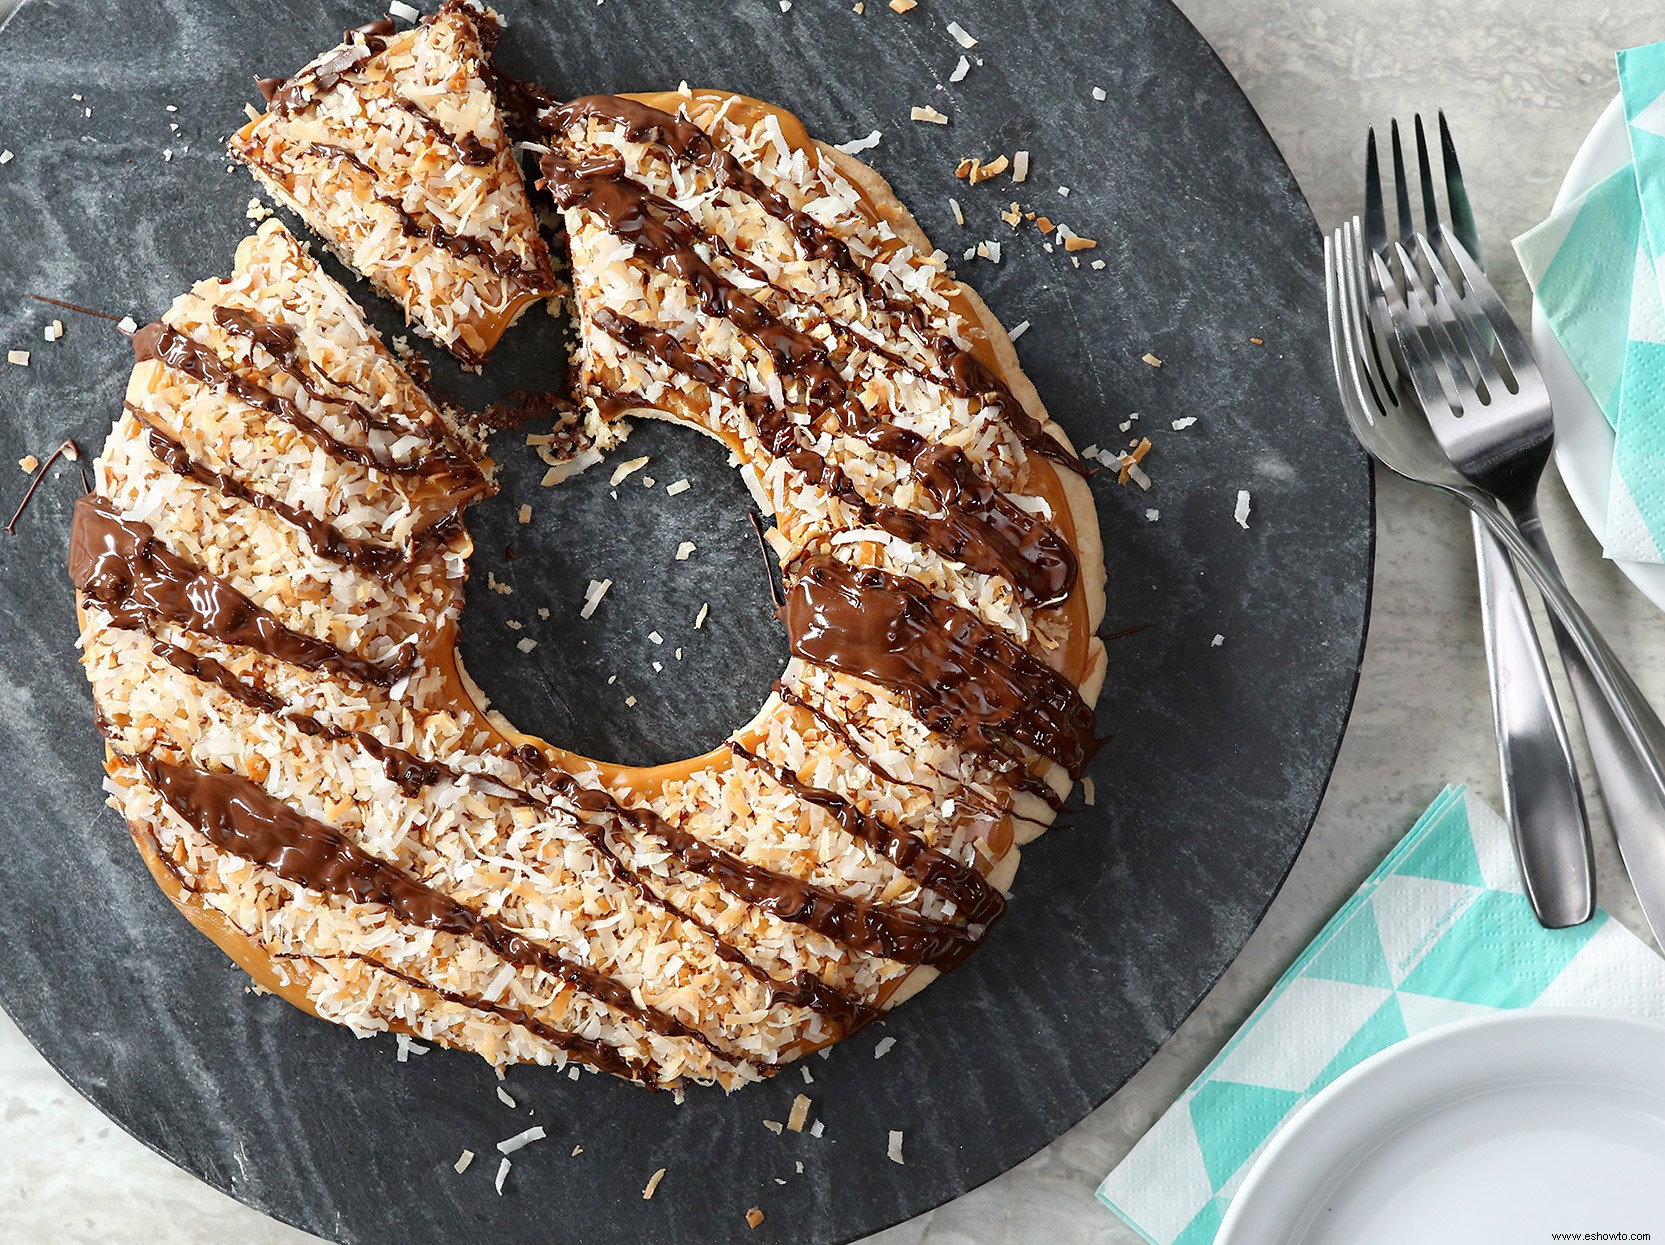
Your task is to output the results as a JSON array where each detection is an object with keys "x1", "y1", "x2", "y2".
[
  {"x1": 132, "y1": 321, "x2": 480, "y2": 490},
  {"x1": 783, "y1": 555, "x2": 1100, "y2": 779},
  {"x1": 547, "y1": 772, "x2": 979, "y2": 970},
  {"x1": 728, "y1": 740, "x2": 1006, "y2": 926},
  {"x1": 136, "y1": 416, "x2": 437, "y2": 578},
  {"x1": 544, "y1": 161, "x2": 1075, "y2": 606},
  {"x1": 281, "y1": 950, "x2": 649, "y2": 1083},
  {"x1": 279, "y1": 143, "x2": 546, "y2": 287},
  {"x1": 390, "y1": 97, "x2": 499, "y2": 166},
  {"x1": 131, "y1": 752, "x2": 734, "y2": 1061},
  {"x1": 70, "y1": 495, "x2": 411, "y2": 688},
  {"x1": 544, "y1": 93, "x2": 1083, "y2": 475},
  {"x1": 142, "y1": 645, "x2": 873, "y2": 1039}
]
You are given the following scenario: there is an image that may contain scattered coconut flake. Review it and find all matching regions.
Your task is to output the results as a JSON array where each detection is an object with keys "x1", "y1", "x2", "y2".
[
  {"x1": 969, "y1": 153, "x2": 1009, "y2": 183},
  {"x1": 1171, "y1": 417, "x2": 1197, "y2": 430},
  {"x1": 17, "y1": 455, "x2": 38, "y2": 474},
  {"x1": 1012, "y1": 150, "x2": 1029, "y2": 183},
  {"x1": 1142, "y1": 352, "x2": 1163, "y2": 367},
  {"x1": 648, "y1": 630, "x2": 664, "y2": 645},
  {"x1": 1058, "y1": 185, "x2": 1071, "y2": 197},
  {"x1": 0, "y1": 150, "x2": 13, "y2": 165},
  {"x1": 1091, "y1": 258, "x2": 1106, "y2": 269},
  {"x1": 1234, "y1": 490, "x2": 1251, "y2": 529},
  {"x1": 641, "y1": 475, "x2": 655, "y2": 488},
  {"x1": 454, "y1": 1150, "x2": 475, "y2": 1175},
  {"x1": 1128, "y1": 462, "x2": 1152, "y2": 490},
  {"x1": 1009, "y1": 319, "x2": 1030, "y2": 341},
  {"x1": 540, "y1": 446, "x2": 604, "y2": 486},
  {"x1": 889, "y1": 0, "x2": 916, "y2": 10},
  {"x1": 488, "y1": 571, "x2": 513, "y2": 595},
  {"x1": 1083, "y1": 776, "x2": 1096, "y2": 805},
  {"x1": 801, "y1": 1065, "x2": 814, "y2": 1084},
  {"x1": 835, "y1": 129, "x2": 883, "y2": 155},
  {"x1": 517, "y1": 504, "x2": 532, "y2": 524},
  {"x1": 395, "y1": 1033, "x2": 428, "y2": 1061},
  {"x1": 665, "y1": 478, "x2": 691, "y2": 497},
  {"x1": 810, "y1": 1119, "x2": 825, "y2": 1138},
  {"x1": 495, "y1": 1158, "x2": 511, "y2": 1195},
  {"x1": 911, "y1": 105, "x2": 950, "y2": 125},
  {"x1": 763, "y1": 1119, "x2": 784, "y2": 1135},
  {"x1": 887, "y1": 1131, "x2": 906, "y2": 1164},
  {"x1": 517, "y1": 638, "x2": 538, "y2": 654},
  {"x1": 538, "y1": 607, "x2": 550, "y2": 619},
  {"x1": 497, "y1": 1086, "x2": 517, "y2": 1109},
  {"x1": 572, "y1": 1145, "x2": 583, "y2": 1157},
  {"x1": 389, "y1": 0, "x2": 420, "y2": 17},
  {"x1": 116, "y1": 315, "x2": 137, "y2": 334},
  {"x1": 1092, "y1": 86, "x2": 1107, "y2": 101},
  {"x1": 497, "y1": 1126, "x2": 547, "y2": 1155},
  {"x1": 1064, "y1": 233, "x2": 1098, "y2": 252},
  {"x1": 780, "y1": 0, "x2": 791, "y2": 9},
  {"x1": 643, "y1": 1167, "x2": 668, "y2": 1199},
  {"x1": 874, "y1": 1035, "x2": 896, "y2": 1058},
  {"x1": 625, "y1": 695, "x2": 638, "y2": 707},
  {"x1": 949, "y1": 197, "x2": 964, "y2": 225},
  {"x1": 787, "y1": 1095, "x2": 813, "y2": 1132},
  {"x1": 946, "y1": 19, "x2": 977, "y2": 47},
  {"x1": 7, "y1": 350, "x2": 30, "y2": 367},
  {"x1": 948, "y1": 55, "x2": 972, "y2": 84},
  {"x1": 1145, "y1": 508, "x2": 1160, "y2": 522},
  {"x1": 747, "y1": 1207, "x2": 766, "y2": 1229},
  {"x1": 580, "y1": 578, "x2": 613, "y2": 620},
  {"x1": 610, "y1": 455, "x2": 650, "y2": 486},
  {"x1": 1212, "y1": 634, "x2": 1225, "y2": 647},
  {"x1": 695, "y1": 602, "x2": 709, "y2": 628},
  {"x1": 675, "y1": 541, "x2": 697, "y2": 560}
]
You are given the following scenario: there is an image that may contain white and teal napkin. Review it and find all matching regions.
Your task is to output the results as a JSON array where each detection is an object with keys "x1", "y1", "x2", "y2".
[
  {"x1": 1515, "y1": 41, "x2": 1665, "y2": 562},
  {"x1": 1097, "y1": 786, "x2": 1665, "y2": 1245}
]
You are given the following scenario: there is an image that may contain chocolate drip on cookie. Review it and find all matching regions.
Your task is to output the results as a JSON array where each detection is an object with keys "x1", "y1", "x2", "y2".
[
  {"x1": 782, "y1": 556, "x2": 1100, "y2": 780},
  {"x1": 70, "y1": 495, "x2": 413, "y2": 688},
  {"x1": 131, "y1": 752, "x2": 728, "y2": 1076}
]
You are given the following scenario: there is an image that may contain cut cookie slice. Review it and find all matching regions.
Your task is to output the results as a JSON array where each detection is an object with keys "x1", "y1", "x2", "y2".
[{"x1": 229, "y1": 2, "x2": 556, "y2": 365}]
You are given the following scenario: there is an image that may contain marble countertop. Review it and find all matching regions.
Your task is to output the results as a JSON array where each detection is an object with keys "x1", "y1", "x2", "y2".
[{"x1": 5, "y1": 0, "x2": 1664, "y2": 1241}]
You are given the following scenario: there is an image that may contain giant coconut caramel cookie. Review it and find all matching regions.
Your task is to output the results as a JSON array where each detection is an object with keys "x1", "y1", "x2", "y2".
[{"x1": 70, "y1": 1, "x2": 1107, "y2": 1091}]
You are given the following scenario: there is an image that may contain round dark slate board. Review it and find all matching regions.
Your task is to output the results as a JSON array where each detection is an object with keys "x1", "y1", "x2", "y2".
[{"x1": 0, "y1": 1, "x2": 1372, "y2": 1242}]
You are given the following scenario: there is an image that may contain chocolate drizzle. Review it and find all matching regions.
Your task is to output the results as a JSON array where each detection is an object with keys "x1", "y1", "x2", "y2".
[
  {"x1": 131, "y1": 752, "x2": 726, "y2": 1071},
  {"x1": 543, "y1": 158, "x2": 1076, "y2": 606},
  {"x1": 69, "y1": 495, "x2": 411, "y2": 688},
  {"x1": 728, "y1": 740, "x2": 1006, "y2": 926},
  {"x1": 542, "y1": 93, "x2": 1084, "y2": 476},
  {"x1": 390, "y1": 97, "x2": 498, "y2": 166},
  {"x1": 132, "y1": 320, "x2": 486, "y2": 502},
  {"x1": 545, "y1": 771, "x2": 979, "y2": 970},
  {"x1": 782, "y1": 556, "x2": 1100, "y2": 779},
  {"x1": 136, "y1": 414, "x2": 450, "y2": 578}
]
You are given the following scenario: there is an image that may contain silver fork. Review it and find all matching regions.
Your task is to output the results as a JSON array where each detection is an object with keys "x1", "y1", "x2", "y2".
[
  {"x1": 1364, "y1": 115, "x2": 1592, "y2": 928},
  {"x1": 1328, "y1": 217, "x2": 1665, "y2": 947}
]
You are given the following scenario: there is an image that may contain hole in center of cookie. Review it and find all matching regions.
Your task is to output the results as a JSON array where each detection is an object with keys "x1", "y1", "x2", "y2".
[{"x1": 458, "y1": 416, "x2": 791, "y2": 769}]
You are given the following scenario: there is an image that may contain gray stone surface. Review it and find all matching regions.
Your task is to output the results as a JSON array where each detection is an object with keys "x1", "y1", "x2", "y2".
[{"x1": 1, "y1": 0, "x2": 1656, "y2": 1242}]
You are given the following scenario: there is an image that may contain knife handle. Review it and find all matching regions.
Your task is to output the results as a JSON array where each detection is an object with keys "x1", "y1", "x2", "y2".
[{"x1": 1473, "y1": 514, "x2": 1594, "y2": 927}]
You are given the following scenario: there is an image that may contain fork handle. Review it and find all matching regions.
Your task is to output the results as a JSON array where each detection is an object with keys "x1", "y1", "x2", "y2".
[
  {"x1": 1473, "y1": 516, "x2": 1594, "y2": 927},
  {"x1": 1467, "y1": 495, "x2": 1665, "y2": 946}
]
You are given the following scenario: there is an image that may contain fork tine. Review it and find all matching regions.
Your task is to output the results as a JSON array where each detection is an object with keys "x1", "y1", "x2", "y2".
[
  {"x1": 1364, "y1": 128, "x2": 1389, "y2": 258},
  {"x1": 1345, "y1": 219, "x2": 1396, "y2": 418},
  {"x1": 1414, "y1": 233, "x2": 1505, "y2": 398},
  {"x1": 1440, "y1": 229, "x2": 1544, "y2": 394},
  {"x1": 1390, "y1": 119, "x2": 1415, "y2": 249},
  {"x1": 1414, "y1": 114, "x2": 1442, "y2": 245},
  {"x1": 1377, "y1": 244, "x2": 1468, "y2": 419},
  {"x1": 1439, "y1": 112, "x2": 1483, "y2": 271},
  {"x1": 1392, "y1": 241, "x2": 1478, "y2": 408}
]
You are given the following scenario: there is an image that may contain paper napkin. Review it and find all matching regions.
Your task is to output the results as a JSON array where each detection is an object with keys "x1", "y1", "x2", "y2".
[
  {"x1": 1514, "y1": 41, "x2": 1665, "y2": 563},
  {"x1": 1097, "y1": 786, "x2": 1665, "y2": 1245}
]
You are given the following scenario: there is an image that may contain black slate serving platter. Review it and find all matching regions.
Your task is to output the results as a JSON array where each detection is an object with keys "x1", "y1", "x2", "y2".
[{"x1": 0, "y1": 1, "x2": 1372, "y2": 1241}]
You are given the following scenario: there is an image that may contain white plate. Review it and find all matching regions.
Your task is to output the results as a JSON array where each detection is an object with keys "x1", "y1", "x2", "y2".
[
  {"x1": 1216, "y1": 1011, "x2": 1665, "y2": 1245},
  {"x1": 1531, "y1": 96, "x2": 1665, "y2": 607}
]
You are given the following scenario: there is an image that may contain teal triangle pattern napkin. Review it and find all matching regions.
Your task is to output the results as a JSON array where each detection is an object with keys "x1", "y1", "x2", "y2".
[
  {"x1": 1514, "y1": 41, "x2": 1665, "y2": 563},
  {"x1": 1096, "y1": 786, "x2": 1665, "y2": 1245}
]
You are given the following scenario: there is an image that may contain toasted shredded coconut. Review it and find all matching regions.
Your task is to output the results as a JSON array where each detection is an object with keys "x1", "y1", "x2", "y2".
[
  {"x1": 747, "y1": 1207, "x2": 765, "y2": 1229},
  {"x1": 497, "y1": 1126, "x2": 547, "y2": 1155},
  {"x1": 787, "y1": 1094, "x2": 813, "y2": 1132},
  {"x1": 17, "y1": 455, "x2": 39, "y2": 473},
  {"x1": 495, "y1": 1158, "x2": 511, "y2": 1195},
  {"x1": 675, "y1": 541, "x2": 697, "y2": 560},
  {"x1": 610, "y1": 455, "x2": 650, "y2": 485},
  {"x1": 497, "y1": 1086, "x2": 517, "y2": 1108},
  {"x1": 455, "y1": 1149, "x2": 475, "y2": 1174},
  {"x1": 1012, "y1": 151, "x2": 1029, "y2": 183},
  {"x1": 1008, "y1": 320, "x2": 1030, "y2": 341},
  {"x1": 580, "y1": 578, "x2": 613, "y2": 619},
  {"x1": 835, "y1": 130, "x2": 883, "y2": 155},
  {"x1": 911, "y1": 105, "x2": 949, "y2": 125},
  {"x1": 887, "y1": 1130, "x2": 905, "y2": 1164},
  {"x1": 7, "y1": 350, "x2": 30, "y2": 366},
  {"x1": 643, "y1": 1167, "x2": 668, "y2": 1199},
  {"x1": 946, "y1": 19, "x2": 977, "y2": 46}
]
